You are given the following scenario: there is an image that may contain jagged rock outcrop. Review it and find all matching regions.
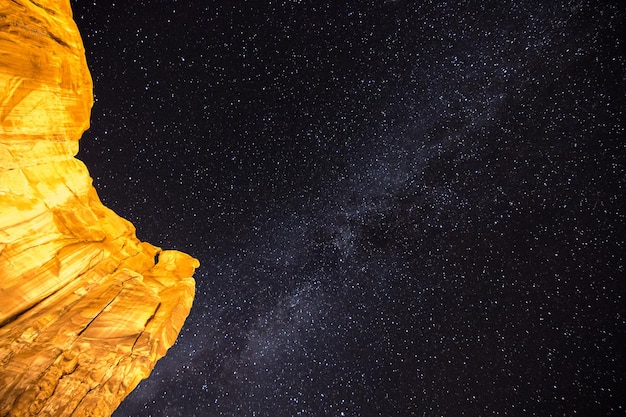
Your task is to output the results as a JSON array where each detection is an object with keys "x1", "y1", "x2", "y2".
[{"x1": 0, "y1": 1, "x2": 199, "y2": 416}]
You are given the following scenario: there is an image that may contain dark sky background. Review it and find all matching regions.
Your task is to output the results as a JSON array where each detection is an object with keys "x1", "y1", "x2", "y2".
[{"x1": 71, "y1": 1, "x2": 624, "y2": 416}]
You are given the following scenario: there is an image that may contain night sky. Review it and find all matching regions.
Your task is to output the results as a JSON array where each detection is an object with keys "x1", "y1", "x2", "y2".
[{"x1": 71, "y1": 1, "x2": 624, "y2": 416}]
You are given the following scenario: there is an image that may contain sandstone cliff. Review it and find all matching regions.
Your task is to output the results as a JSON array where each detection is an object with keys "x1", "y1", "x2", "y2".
[{"x1": 0, "y1": 1, "x2": 199, "y2": 415}]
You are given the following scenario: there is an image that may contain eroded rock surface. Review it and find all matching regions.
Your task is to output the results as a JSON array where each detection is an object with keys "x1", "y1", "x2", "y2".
[{"x1": 0, "y1": 1, "x2": 198, "y2": 415}]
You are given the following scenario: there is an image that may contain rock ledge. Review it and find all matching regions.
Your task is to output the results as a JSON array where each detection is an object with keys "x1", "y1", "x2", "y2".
[{"x1": 0, "y1": 1, "x2": 198, "y2": 416}]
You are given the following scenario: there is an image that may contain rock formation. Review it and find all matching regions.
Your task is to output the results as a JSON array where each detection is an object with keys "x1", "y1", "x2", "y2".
[{"x1": 0, "y1": 1, "x2": 199, "y2": 415}]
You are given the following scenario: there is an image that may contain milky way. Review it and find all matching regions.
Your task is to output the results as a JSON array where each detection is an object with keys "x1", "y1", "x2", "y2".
[{"x1": 73, "y1": 1, "x2": 624, "y2": 416}]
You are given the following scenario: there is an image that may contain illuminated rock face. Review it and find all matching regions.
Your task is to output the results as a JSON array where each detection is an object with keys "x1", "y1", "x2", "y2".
[{"x1": 0, "y1": 1, "x2": 198, "y2": 416}]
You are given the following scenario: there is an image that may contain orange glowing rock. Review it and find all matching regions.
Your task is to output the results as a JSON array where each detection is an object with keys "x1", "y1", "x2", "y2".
[{"x1": 0, "y1": 1, "x2": 198, "y2": 416}]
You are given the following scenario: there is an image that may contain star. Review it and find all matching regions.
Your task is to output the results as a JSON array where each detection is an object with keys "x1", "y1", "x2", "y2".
[{"x1": 73, "y1": 1, "x2": 625, "y2": 415}]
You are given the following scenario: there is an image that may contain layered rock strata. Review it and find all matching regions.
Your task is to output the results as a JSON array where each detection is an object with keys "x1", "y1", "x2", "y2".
[{"x1": 0, "y1": 1, "x2": 198, "y2": 415}]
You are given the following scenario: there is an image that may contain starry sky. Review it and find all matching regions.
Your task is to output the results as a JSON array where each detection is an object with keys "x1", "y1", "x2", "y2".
[{"x1": 71, "y1": 1, "x2": 624, "y2": 416}]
